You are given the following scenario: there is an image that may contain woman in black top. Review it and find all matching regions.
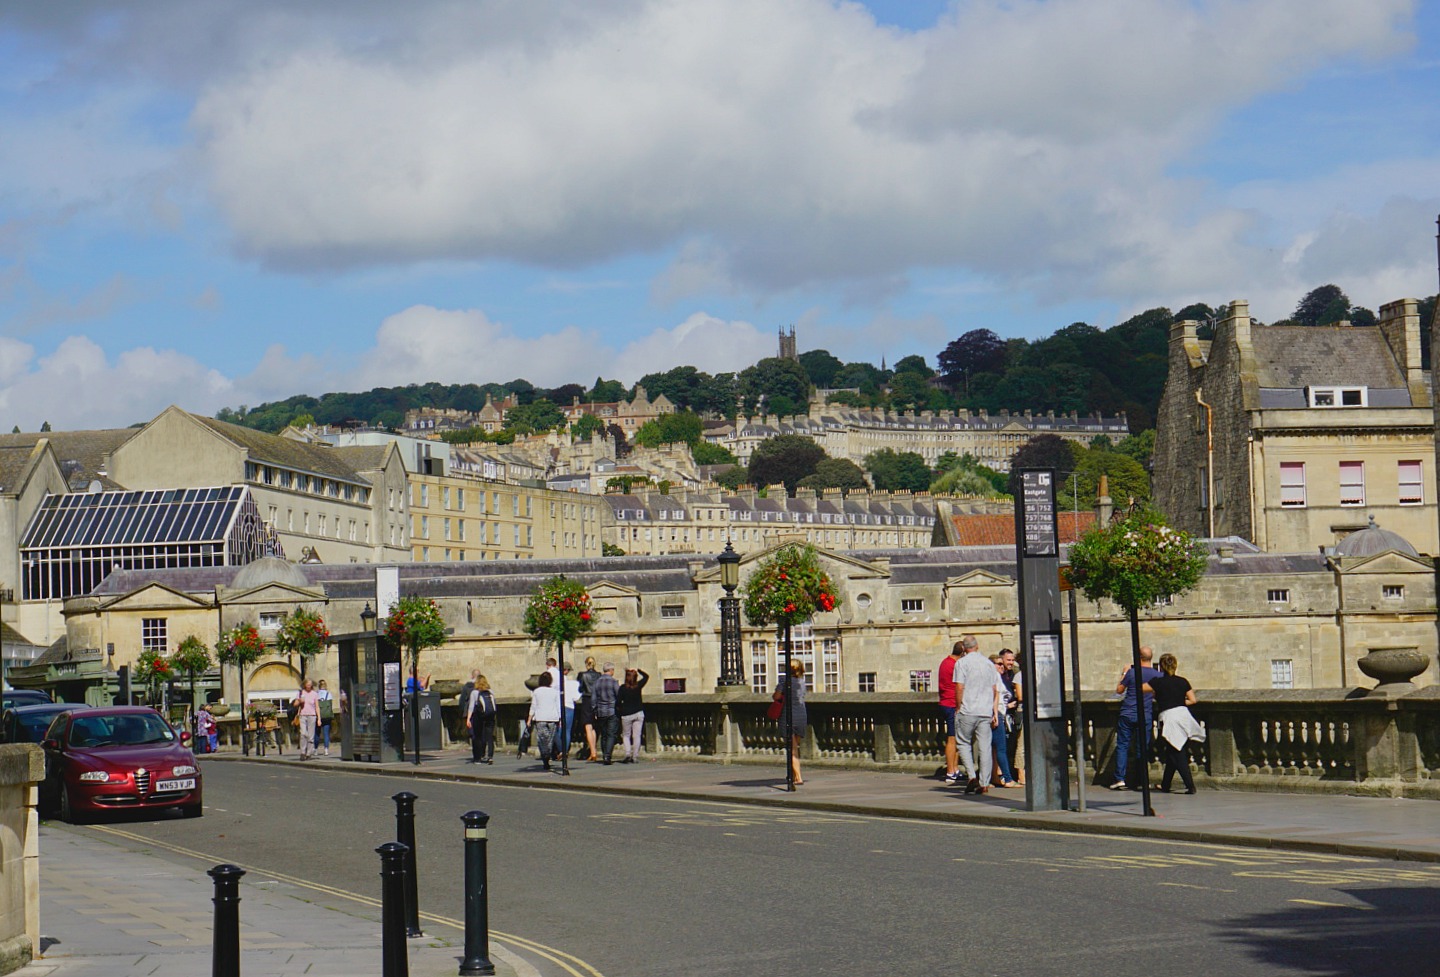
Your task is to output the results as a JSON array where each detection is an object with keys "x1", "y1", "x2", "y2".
[
  {"x1": 575, "y1": 657, "x2": 603, "y2": 761},
  {"x1": 1146, "y1": 653, "x2": 1199, "y2": 794},
  {"x1": 616, "y1": 668, "x2": 649, "y2": 763}
]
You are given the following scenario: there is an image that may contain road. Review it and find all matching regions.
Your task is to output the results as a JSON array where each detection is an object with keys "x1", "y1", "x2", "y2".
[{"x1": 77, "y1": 761, "x2": 1440, "y2": 977}]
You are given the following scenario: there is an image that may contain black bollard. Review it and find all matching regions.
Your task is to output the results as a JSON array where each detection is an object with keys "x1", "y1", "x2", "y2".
[
  {"x1": 458, "y1": 811, "x2": 496, "y2": 976},
  {"x1": 377, "y1": 842, "x2": 411, "y2": 977},
  {"x1": 391, "y1": 791, "x2": 424, "y2": 937},
  {"x1": 208, "y1": 863, "x2": 245, "y2": 977}
]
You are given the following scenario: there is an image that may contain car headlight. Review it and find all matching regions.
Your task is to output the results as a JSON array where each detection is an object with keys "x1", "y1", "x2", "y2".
[
  {"x1": 78, "y1": 771, "x2": 120, "y2": 782},
  {"x1": 172, "y1": 765, "x2": 197, "y2": 776}
]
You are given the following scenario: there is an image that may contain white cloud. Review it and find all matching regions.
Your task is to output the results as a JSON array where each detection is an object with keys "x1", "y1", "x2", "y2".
[
  {"x1": 179, "y1": 0, "x2": 1415, "y2": 301},
  {"x1": 356, "y1": 304, "x2": 773, "y2": 388}
]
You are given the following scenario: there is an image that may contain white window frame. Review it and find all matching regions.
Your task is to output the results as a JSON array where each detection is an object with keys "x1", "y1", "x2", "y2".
[
  {"x1": 1279, "y1": 462, "x2": 1306, "y2": 508},
  {"x1": 1382, "y1": 584, "x2": 1405, "y2": 600},
  {"x1": 1338, "y1": 461, "x2": 1365, "y2": 506},
  {"x1": 1267, "y1": 588, "x2": 1290, "y2": 604},
  {"x1": 1398, "y1": 460, "x2": 1424, "y2": 505},
  {"x1": 1270, "y1": 659, "x2": 1294, "y2": 689},
  {"x1": 1308, "y1": 386, "x2": 1367, "y2": 408}
]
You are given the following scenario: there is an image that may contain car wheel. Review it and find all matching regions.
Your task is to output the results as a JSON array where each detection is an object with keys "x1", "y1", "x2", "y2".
[
  {"x1": 59, "y1": 786, "x2": 86, "y2": 824},
  {"x1": 181, "y1": 802, "x2": 203, "y2": 819}
]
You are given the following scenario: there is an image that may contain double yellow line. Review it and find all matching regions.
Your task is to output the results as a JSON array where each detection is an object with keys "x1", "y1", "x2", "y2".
[{"x1": 85, "y1": 824, "x2": 604, "y2": 977}]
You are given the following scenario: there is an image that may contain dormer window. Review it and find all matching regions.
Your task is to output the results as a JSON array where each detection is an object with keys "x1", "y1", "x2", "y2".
[{"x1": 1308, "y1": 386, "x2": 1367, "y2": 408}]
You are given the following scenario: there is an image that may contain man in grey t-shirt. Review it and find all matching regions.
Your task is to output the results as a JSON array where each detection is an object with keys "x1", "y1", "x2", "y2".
[
  {"x1": 953, "y1": 640, "x2": 1004, "y2": 794},
  {"x1": 591, "y1": 663, "x2": 621, "y2": 764}
]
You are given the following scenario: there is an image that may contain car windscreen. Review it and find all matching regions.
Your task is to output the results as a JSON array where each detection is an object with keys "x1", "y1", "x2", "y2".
[
  {"x1": 18, "y1": 712, "x2": 67, "y2": 742},
  {"x1": 68, "y1": 713, "x2": 177, "y2": 748}
]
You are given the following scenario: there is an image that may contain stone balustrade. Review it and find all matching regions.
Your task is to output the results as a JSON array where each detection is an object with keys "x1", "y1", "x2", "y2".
[{"x1": 479, "y1": 688, "x2": 1439, "y2": 799}]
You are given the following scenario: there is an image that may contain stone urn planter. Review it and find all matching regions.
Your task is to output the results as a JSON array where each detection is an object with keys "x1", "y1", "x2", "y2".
[
  {"x1": 1357, "y1": 647, "x2": 1430, "y2": 694},
  {"x1": 209, "y1": 703, "x2": 231, "y2": 718},
  {"x1": 430, "y1": 679, "x2": 464, "y2": 698}
]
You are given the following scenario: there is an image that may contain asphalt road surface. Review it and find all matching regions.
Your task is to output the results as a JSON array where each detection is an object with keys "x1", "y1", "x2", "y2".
[{"x1": 77, "y1": 761, "x2": 1440, "y2": 977}]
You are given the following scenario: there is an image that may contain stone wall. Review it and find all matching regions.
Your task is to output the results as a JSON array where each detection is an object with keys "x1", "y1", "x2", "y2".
[{"x1": 0, "y1": 745, "x2": 42, "y2": 974}]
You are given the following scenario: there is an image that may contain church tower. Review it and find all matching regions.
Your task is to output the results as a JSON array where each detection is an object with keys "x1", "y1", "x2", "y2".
[{"x1": 778, "y1": 324, "x2": 798, "y2": 361}]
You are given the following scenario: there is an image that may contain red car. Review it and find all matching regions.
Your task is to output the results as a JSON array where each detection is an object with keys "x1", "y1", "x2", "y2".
[{"x1": 41, "y1": 706, "x2": 203, "y2": 822}]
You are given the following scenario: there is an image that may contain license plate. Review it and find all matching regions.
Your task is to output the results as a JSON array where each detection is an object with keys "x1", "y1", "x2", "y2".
[{"x1": 154, "y1": 778, "x2": 196, "y2": 791}]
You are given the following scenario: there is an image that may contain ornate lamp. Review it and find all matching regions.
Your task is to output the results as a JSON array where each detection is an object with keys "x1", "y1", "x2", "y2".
[
  {"x1": 360, "y1": 603, "x2": 377, "y2": 633},
  {"x1": 717, "y1": 541, "x2": 743, "y2": 687}
]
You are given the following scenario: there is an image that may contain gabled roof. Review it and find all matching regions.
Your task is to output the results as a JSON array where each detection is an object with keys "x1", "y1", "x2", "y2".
[
  {"x1": 0, "y1": 429, "x2": 134, "y2": 490},
  {"x1": 188, "y1": 413, "x2": 368, "y2": 483},
  {"x1": 1250, "y1": 325, "x2": 1409, "y2": 399}
]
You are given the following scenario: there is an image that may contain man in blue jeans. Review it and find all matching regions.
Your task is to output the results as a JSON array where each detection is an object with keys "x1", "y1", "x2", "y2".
[{"x1": 1112, "y1": 646, "x2": 1162, "y2": 790}]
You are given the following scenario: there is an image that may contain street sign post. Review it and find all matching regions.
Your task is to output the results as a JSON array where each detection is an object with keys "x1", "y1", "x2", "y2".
[{"x1": 1014, "y1": 469, "x2": 1068, "y2": 812}]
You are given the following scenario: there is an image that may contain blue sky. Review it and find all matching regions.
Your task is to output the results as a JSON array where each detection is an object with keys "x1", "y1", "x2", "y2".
[{"x1": 1, "y1": 0, "x2": 1437, "y2": 430}]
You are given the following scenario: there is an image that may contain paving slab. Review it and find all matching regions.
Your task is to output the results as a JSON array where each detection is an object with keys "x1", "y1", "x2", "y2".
[{"x1": 16, "y1": 825, "x2": 545, "y2": 977}]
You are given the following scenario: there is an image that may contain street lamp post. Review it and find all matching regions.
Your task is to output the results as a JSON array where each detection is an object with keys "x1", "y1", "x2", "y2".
[{"x1": 717, "y1": 541, "x2": 743, "y2": 687}]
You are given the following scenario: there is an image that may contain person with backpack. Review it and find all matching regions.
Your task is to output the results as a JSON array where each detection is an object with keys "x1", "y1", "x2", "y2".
[{"x1": 466, "y1": 675, "x2": 498, "y2": 764}]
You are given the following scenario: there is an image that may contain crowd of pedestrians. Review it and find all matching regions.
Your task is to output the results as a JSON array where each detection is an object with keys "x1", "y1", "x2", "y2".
[
  {"x1": 514, "y1": 657, "x2": 652, "y2": 770},
  {"x1": 937, "y1": 634, "x2": 1203, "y2": 797}
]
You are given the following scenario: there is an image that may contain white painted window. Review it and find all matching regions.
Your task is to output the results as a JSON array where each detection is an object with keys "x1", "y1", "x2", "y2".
[
  {"x1": 1338, "y1": 461, "x2": 1364, "y2": 506},
  {"x1": 901, "y1": 598, "x2": 924, "y2": 613},
  {"x1": 1270, "y1": 659, "x2": 1294, "y2": 689},
  {"x1": 1267, "y1": 588, "x2": 1290, "y2": 604},
  {"x1": 1383, "y1": 584, "x2": 1405, "y2": 600},
  {"x1": 1279, "y1": 462, "x2": 1306, "y2": 507},
  {"x1": 1398, "y1": 460, "x2": 1423, "y2": 505}
]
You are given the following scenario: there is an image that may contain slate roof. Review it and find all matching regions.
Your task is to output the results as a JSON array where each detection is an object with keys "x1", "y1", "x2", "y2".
[
  {"x1": 190, "y1": 414, "x2": 370, "y2": 483},
  {"x1": 1249, "y1": 326, "x2": 1410, "y2": 400},
  {"x1": 0, "y1": 429, "x2": 135, "y2": 490},
  {"x1": 331, "y1": 444, "x2": 393, "y2": 472}
]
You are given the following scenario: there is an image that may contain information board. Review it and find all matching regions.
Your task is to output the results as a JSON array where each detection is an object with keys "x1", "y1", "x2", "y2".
[
  {"x1": 1020, "y1": 470, "x2": 1058, "y2": 557},
  {"x1": 1032, "y1": 633, "x2": 1065, "y2": 719},
  {"x1": 383, "y1": 661, "x2": 402, "y2": 711}
]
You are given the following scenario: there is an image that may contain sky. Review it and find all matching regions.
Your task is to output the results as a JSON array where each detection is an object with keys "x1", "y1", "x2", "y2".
[{"x1": 1, "y1": 0, "x2": 1438, "y2": 431}]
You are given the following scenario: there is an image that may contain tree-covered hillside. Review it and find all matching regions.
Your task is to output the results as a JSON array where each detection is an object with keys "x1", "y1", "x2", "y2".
[{"x1": 216, "y1": 286, "x2": 1437, "y2": 436}]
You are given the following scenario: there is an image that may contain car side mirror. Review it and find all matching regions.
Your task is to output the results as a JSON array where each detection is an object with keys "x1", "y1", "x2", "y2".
[
  {"x1": 180, "y1": 730, "x2": 192, "y2": 744},
  {"x1": 42, "y1": 738, "x2": 60, "y2": 751}
]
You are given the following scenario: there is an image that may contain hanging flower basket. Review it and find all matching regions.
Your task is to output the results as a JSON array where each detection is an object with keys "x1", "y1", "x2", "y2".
[
  {"x1": 741, "y1": 543, "x2": 842, "y2": 629},
  {"x1": 523, "y1": 575, "x2": 596, "y2": 647},
  {"x1": 1066, "y1": 508, "x2": 1207, "y2": 611}
]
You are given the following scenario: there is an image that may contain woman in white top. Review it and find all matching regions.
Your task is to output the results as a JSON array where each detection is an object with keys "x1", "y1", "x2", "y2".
[{"x1": 527, "y1": 672, "x2": 562, "y2": 772}]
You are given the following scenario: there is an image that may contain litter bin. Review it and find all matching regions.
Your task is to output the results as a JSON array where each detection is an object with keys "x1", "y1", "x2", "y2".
[{"x1": 404, "y1": 691, "x2": 444, "y2": 752}]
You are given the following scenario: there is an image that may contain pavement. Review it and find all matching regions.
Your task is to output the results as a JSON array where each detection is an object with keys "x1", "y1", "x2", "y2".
[
  {"x1": 17, "y1": 823, "x2": 547, "y2": 977},
  {"x1": 17, "y1": 744, "x2": 1439, "y2": 977}
]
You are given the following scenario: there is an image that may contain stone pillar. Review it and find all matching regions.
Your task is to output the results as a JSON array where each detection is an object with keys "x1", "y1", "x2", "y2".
[
  {"x1": 873, "y1": 716, "x2": 898, "y2": 764},
  {"x1": 1203, "y1": 708, "x2": 1238, "y2": 777},
  {"x1": 0, "y1": 745, "x2": 44, "y2": 974}
]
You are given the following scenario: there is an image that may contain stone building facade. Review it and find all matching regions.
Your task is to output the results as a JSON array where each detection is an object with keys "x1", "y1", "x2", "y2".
[
  {"x1": 43, "y1": 529, "x2": 1436, "y2": 710},
  {"x1": 407, "y1": 470, "x2": 605, "y2": 563},
  {"x1": 1153, "y1": 298, "x2": 1436, "y2": 553},
  {"x1": 722, "y1": 406, "x2": 1128, "y2": 470}
]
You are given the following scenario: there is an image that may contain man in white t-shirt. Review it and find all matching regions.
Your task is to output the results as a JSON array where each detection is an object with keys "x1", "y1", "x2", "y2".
[{"x1": 953, "y1": 639, "x2": 1004, "y2": 794}]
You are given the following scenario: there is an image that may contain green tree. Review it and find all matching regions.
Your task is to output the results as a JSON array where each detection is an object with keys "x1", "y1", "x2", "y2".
[
  {"x1": 590, "y1": 377, "x2": 627, "y2": 402},
  {"x1": 571, "y1": 413, "x2": 606, "y2": 442},
  {"x1": 634, "y1": 411, "x2": 704, "y2": 447},
  {"x1": 797, "y1": 457, "x2": 869, "y2": 492},
  {"x1": 169, "y1": 635, "x2": 214, "y2": 710},
  {"x1": 1114, "y1": 429, "x2": 1156, "y2": 468},
  {"x1": 602, "y1": 542, "x2": 625, "y2": 556},
  {"x1": 1293, "y1": 284, "x2": 1351, "y2": 327},
  {"x1": 938, "y1": 328, "x2": 1006, "y2": 392},
  {"x1": 739, "y1": 357, "x2": 810, "y2": 417},
  {"x1": 748, "y1": 435, "x2": 825, "y2": 494},
  {"x1": 1059, "y1": 446, "x2": 1150, "y2": 511},
  {"x1": 716, "y1": 466, "x2": 749, "y2": 490},
  {"x1": 276, "y1": 608, "x2": 330, "y2": 682},
  {"x1": 891, "y1": 354, "x2": 934, "y2": 378},
  {"x1": 692, "y1": 441, "x2": 737, "y2": 466},
  {"x1": 505, "y1": 399, "x2": 565, "y2": 434},
  {"x1": 799, "y1": 349, "x2": 844, "y2": 387},
  {"x1": 864, "y1": 449, "x2": 932, "y2": 492},
  {"x1": 1006, "y1": 434, "x2": 1077, "y2": 495},
  {"x1": 39, "y1": 421, "x2": 51, "y2": 432}
]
